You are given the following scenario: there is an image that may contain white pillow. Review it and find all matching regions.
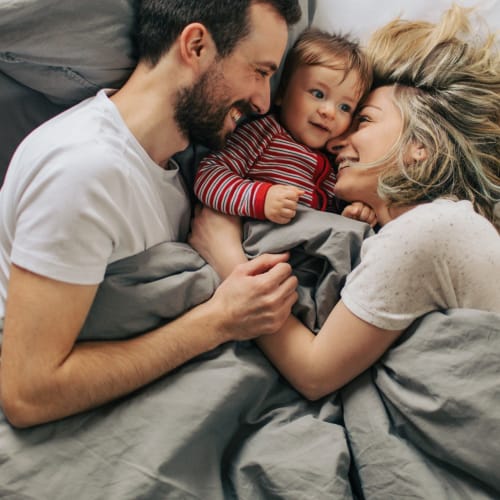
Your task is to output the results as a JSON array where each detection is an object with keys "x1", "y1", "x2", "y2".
[{"x1": 311, "y1": 0, "x2": 500, "y2": 43}]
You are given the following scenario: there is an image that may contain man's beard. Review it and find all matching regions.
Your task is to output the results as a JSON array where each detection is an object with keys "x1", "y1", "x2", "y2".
[{"x1": 174, "y1": 66, "x2": 250, "y2": 151}]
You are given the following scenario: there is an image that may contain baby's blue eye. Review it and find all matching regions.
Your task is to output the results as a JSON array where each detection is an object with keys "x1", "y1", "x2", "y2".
[
  {"x1": 339, "y1": 103, "x2": 352, "y2": 113},
  {"x1": 310, "y1": 89, "x2": 325, "y2": 99}
]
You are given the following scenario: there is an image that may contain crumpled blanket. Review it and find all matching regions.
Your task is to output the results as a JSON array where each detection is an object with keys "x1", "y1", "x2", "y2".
[
  {"x1": 80, "y1": 206, "x2": 371, "y2": 339},
  {"x1": 343, "y1": 308, "x2": 500, "y2": 499},
  {"x1": 1, "y1": 207, "x2": 499, "y2": 500}
]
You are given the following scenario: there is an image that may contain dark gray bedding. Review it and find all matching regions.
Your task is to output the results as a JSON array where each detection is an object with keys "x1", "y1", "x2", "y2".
[{"x1": 1, "y1": 207, "x2": 499, "y2": 499}]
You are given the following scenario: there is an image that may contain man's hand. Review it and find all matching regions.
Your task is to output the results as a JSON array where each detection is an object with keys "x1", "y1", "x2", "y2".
[
  {"x1": 264, "y1": 185, "x2": 304, "y2": 224},
  {"x1": 341, "y1": 201, "x2": 377, "y2": 227},
  {"x1": 211, "y1": 253, "x2": 298, "y2": 341},
  {"x1": 189, "y1": 206, "x2": 299, "y2": 338}
]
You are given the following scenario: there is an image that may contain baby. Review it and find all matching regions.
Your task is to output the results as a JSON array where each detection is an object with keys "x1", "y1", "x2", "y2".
[{"x1": 194, "y1": 28, "x2": 375, "y2": 226}]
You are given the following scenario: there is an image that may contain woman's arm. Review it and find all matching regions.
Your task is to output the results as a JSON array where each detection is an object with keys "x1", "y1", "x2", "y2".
[
  {"x1": 257, "y1": 302, "x2": 401, "y2": 400},
  {"x1": 190, "y1": 206, "x2": 402, "y2": 400}
]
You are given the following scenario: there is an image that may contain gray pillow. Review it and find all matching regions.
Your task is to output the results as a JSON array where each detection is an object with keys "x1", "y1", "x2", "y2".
[
  {"x1": 0, "y1": 0, "x2": 137, "y2": 105},
  {"x1": 0, "y1": 71, "x2": 66, "y2": 180}
]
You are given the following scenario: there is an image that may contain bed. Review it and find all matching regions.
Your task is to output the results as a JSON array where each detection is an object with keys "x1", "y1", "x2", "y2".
[{"x1": 1, "y1": 1, "x2": 499, "y2": 499}]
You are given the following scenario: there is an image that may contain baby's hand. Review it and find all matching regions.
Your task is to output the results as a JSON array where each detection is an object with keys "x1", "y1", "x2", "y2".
[
  {"x1": 264, "y1": 185, "x2": 304, "y2": 224},
  {"x1": 342, "y1": 201, "x2": 377, "y2": 227}
]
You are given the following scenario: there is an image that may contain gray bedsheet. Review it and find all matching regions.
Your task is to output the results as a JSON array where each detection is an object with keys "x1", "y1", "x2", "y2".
[{"x1": 1, "y1": 207, "x2": 499, "y2": 499}]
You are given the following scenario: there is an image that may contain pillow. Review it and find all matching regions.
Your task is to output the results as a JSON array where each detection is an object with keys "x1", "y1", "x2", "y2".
[
  {"x1": 0, "y1": 0, "x2": 137, "y2": 105},
  {"x1": 311, "y1": 0, "x2": 500, "y2": 43},
  {"x1": 0, "y1": 71, "x2": 65, "y2": 180}
]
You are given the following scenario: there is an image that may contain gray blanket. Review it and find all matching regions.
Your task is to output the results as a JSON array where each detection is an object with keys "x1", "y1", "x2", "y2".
[{"x1": 1, "y1": 207, "x2": 499, "y2": 499}]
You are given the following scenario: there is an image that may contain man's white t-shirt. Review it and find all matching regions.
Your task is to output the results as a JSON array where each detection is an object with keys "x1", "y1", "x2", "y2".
[
  {"x1": 341, "y1": 199, "x2": 500, "y2": 330},
  {"x1": 0, "y1": 90, "x2": 191, "y2": 318}
]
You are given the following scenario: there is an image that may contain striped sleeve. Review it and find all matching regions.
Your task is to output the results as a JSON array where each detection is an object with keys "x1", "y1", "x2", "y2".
[{"x1": 194, "y1": 116, "x2": 280, "y2": 219}]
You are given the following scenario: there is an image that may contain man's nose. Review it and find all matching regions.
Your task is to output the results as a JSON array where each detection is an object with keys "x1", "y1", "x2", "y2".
[{"x1": 251, "y1": 81, "x2": 271, "y2": 115}]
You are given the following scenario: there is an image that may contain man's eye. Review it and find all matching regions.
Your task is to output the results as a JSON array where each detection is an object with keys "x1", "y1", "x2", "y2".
[
  {"x1": 257, "y1": 69, "x2": 269, "y2": 78},
  {"x1": 310, "y1": 89, "x2": 324, "y2": 99},
  {"x1": 339, "y1": 103, "x2": 352, "y2": 113}
]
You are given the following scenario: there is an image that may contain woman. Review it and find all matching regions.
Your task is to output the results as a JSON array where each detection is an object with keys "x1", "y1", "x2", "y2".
[{"x1": 190, "y1": 5, "x2": 500, "y2": 400}]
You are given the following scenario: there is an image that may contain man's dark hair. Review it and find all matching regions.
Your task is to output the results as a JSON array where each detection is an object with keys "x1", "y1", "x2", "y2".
[{"x1": 136, "y1": 0, "x2": 302, "y2": 65}]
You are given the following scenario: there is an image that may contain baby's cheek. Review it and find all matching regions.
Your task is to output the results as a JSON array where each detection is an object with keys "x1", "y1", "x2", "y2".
[{"x1": 333, "y1": 117, "x2": 353, "y2": 139}]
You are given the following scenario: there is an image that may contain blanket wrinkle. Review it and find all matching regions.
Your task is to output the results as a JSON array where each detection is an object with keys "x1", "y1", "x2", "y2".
[
  {"x1": 345, "y1": 309, "x2": 500, "y2": 499},
  {"x1": 1, "y1": 209, "x2": 499, "y2": 499}
]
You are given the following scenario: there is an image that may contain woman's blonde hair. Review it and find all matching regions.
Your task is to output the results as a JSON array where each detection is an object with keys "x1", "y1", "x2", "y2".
[
  {"x1": 366, "y1": 5, "x2": 500, "y2": 226},
  {"x1": 276, "y1": 28, "x2": 373, "y2": 103}
]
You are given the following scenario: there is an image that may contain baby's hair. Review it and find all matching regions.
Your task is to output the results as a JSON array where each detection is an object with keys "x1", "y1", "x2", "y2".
[
  {"x1": 276, "y1": 28, "x2": 373, "y2": 103},
  {"x1": 366, "y1": 5, "x2": 500, "y2": 227}
]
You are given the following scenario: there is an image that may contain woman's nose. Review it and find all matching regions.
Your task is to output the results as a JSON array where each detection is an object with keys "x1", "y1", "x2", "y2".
[{"x1": 326, "y1": 133, "x2": 349, "y2": 154}]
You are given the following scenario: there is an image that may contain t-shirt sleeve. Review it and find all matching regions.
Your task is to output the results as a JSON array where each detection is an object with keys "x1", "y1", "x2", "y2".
[
  {"x1": 340, "y1": 210, "x2": 456, "y2": 330},
  {"x1": 11, "y1": 143, "x2": 129, "y2": 284}
]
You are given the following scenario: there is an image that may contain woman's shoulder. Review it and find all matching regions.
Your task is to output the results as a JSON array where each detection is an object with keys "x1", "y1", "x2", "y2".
[
  {"x1": 377, "y1": 199, "x2": 499, "y2": 260},
  {"x1": 389, "y1": 199, "x2": 490, "y2": 236}
]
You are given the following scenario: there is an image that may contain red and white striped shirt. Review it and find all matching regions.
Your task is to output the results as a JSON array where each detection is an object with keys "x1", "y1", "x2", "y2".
[{"x1": 194, "y1": 114, "x2": 338, "y2": 220}]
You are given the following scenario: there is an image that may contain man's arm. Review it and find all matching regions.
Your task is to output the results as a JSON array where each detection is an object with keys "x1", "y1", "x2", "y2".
[{"x1": 0, "y1": 255, "x2": 297, "y2": 428}]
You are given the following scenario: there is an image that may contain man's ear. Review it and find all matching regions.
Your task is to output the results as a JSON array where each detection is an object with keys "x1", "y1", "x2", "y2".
[
  {"x1": 178, "y1": 23, "x2": 216, "y2": 72},
  {"x1": 409, "y1": 143, "x2": 428, "y2": 162}
]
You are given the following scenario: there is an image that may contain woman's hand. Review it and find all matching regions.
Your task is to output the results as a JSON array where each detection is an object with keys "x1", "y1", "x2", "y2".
[{"x1": 189, "y1": 205, "x2": 246, "y2": 279}]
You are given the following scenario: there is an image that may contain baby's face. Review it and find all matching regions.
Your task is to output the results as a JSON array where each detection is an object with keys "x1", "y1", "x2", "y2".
[{"x1": 278, "y1": 64, "x2": 362, "y2": 150}]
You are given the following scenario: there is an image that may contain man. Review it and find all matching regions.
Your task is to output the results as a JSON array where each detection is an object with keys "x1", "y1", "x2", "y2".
[{"x1": 0, "y1": 0, "x2": 301, "y2": 427}]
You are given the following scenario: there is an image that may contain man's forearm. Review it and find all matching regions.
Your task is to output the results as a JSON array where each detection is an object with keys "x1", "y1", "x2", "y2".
[
  {"x1": 1, "y1": 254, "x2": 297, "y2": 428},
  {"x1": 2, "y1": 300, "x2": 225, "y2": 428}
]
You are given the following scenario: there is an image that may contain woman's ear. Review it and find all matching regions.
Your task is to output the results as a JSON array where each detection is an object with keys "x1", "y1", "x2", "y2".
[
  {"x1": 178, "y1": 23, "x2": 216, "y2": 72},
  {"x1": 410, "y1": 143, "x2": 428, "y2": 162}
]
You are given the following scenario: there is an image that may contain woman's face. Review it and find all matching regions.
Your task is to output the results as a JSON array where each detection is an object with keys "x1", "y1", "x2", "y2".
[{"x1": 328, "y1": 85, "x2": 403, "y2": 204}]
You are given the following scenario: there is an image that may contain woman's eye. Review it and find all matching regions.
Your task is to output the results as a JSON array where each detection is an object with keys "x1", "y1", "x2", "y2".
[{"x1": 310, "y1": 89, "x2": 325, "y2": 99}]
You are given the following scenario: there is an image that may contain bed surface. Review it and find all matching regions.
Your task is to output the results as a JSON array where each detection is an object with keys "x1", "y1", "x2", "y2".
[
  {"x1": 1, "y1": 1, "x2": 499, "y2": 498},
  {"x1": 1, "y1": 208, "x2": 499, "y2": 499}
]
